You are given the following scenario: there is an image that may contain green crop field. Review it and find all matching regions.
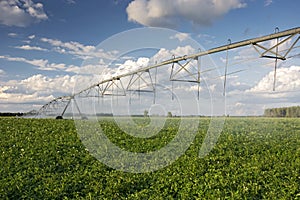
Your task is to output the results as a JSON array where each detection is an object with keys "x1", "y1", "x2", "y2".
[{"x1": 0, "y1": 117, "x2": 299, "y2": 199}]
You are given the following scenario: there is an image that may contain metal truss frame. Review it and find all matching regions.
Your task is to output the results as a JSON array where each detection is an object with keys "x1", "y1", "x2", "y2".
[
  {"x1": 37, "y1": 96, "x2": 73, "y2": 117},
  {"x1": 36, "y1": 27, "x2": 300, "y2": 118},
  {"x1": 252, "y1": 33, "x2": 300, "y2": 60},
  {"x1": 170, "y1": 56, "x2": 200, "y2": 83},
  {"x1": 126, "y1": 69, "x2": 155, "y2": 93},
  {"x1": 101, "y1": 78, "x2": 126, "y2": 96}
]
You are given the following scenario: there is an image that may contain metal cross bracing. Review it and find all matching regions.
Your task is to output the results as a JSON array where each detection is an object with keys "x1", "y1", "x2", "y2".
[
  {"x1": 36, "y1": 27, "x2": 300, "y2": 119},
  {"x1": 37, "y1": 96, "x2": 72, "y2": 118},
  {"x1": 127, "y1": 69, "x2": 155, "y2": 93}
]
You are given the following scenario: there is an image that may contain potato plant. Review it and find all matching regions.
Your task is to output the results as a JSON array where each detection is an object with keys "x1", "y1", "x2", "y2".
[{"x1": 0, "y1": 117, "x2": 299, "y2": 199}]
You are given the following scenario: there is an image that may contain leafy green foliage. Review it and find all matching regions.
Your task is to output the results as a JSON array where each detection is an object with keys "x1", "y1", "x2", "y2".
[
  {"x1": 264, "y1": 106, "x2": 300, "y2": 117},
  {"x1": 0, "y1": 117, "x2": 299, "y2": 199}
]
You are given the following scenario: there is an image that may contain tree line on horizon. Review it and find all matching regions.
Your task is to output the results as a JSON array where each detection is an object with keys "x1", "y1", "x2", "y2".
[
  {"x1": 0, "y1": 112, "x2": 24, "y2": 117},
  {"x1": 264, "y1": 106, "x2": 300, "y2": 117}
]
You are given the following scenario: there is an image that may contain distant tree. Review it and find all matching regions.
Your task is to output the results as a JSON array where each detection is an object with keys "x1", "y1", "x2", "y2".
[
  {"x1": 0, "y1": 112, "x2": 23, "y2": 117},
  {"x1": 286, "y1": 107, "x2": 292, "y2": 117},
  {"x1": 144, "y1": 110, "x2": 149, "y2": 117},
  {"x1": 264, "y1": 106, "x2": 300, "y2": 117},
  {"x1": 167, "y1": 112, "x2": 172, "y2": 118}
]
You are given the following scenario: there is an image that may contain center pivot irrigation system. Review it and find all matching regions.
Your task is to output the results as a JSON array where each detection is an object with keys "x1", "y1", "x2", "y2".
[{"x1": 37, "y1": 27, "x2": 300, "y2": 119}]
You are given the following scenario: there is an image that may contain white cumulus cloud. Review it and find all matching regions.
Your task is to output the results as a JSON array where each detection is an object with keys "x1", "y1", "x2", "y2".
[
  {"x1": 126, "y1": 0, "x2": 246, "y2": 27},
  {"x1": 170, "y1": 33, "x2": 190, "y2": 42},
  {"x1": 65, "y1": 63, "x2": 108, "y2": 75},
  {"x1": 264, "y1": 0, "x2": 273, "y2": 6},
  {"x1": 0, "y1": 55, "x2": 65, "y2": 71},
  {"x1": 0, "y1": 69, "x2": 5, "y2": 76},
  {"x1": 8, "y1": 33, "x2": 18, "y2": 37},
  {"x1": 0, "y1": 0, "x2": 48, "y2": 27},
  {"x1": 15, "y1": 45, "x2": 48, "y2": 52},
  {"x1": 220, "y1": 65, "x2": 300, "y2": 116},
  {"x1": 40, "y1": 37, "x2": 117, "y2": 60},
  {"x1": 0, "y1": 73, "x2": 105, "y2": 108},
  {"x1": 28, "y1": 35, "x2": 35, "y2": 39},
  {"x1": 248, "y1": 66, "x2": 300, "y2": 93},
  {"x1": 114, "y1": 57, "x2": 150, "y2": 76}
]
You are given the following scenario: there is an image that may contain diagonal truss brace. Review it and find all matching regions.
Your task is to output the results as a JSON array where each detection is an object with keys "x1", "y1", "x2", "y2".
[
  {"x1": 127, "y1": 69, "x2": 155, "y2": 93},
  {"x1": 101, "y1": 78, "x2": 126, "y2": 96},
  {"x1": 78, "y1": 85, "x2": 104, "y2": 98},
  {"x1": 170, "y1": 56, "x2": 200, "y2": 83},
  {"x1": 252, "y1": 33, "x2": 300, "y2": 60},
  {"x1": 37, "y1": 96, "x2": 73, "y2": 117}
]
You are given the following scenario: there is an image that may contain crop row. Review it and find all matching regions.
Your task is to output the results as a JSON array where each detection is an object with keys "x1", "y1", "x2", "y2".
[{"x1": 0, "y1": 117, "x2": 299, "y2": 199}]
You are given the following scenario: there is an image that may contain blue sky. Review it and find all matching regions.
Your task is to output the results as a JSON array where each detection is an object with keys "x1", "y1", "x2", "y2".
[{"x1": 0, "y1": 0, "x2": 300, "y2": 115}]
